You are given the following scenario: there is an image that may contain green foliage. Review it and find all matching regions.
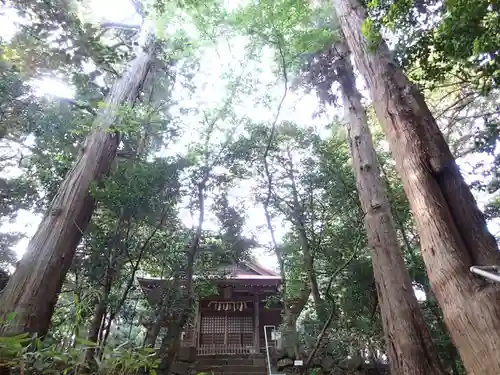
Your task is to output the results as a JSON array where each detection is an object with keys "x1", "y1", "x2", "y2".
[
  {"x1": 98, "y1": 344, "x2": 160, "y2": 375},
  {"x1": 229, "y1": 0, "x2": 336, "y2": 71},
  {"x1": 0, "y1": 332, "x2": 160, "y2": 375},
  {"x1": 91, "y1": 158, "x2": 183, "y2": 218},
  {"x1": 361, "y1": 18, "x2": 382, "y2": 51},
  {"x1": 7, "y1": 0, "x2": 132, "y2": 78},
  {"x1": 20, "y1": 102, "x2": 89, "y2": 209},
  {"x1": 368, "y1": 0, "x2": 499, "y2": 91},
  {"x1": 0, "y1": 333, "x2": 32, "y2": 364},
  {"x1": 432, "y1": 0, "x2": 499, "y2": 91},
  {"x1": 0, "y1": 54, "x2": 42, "y2": 139}
]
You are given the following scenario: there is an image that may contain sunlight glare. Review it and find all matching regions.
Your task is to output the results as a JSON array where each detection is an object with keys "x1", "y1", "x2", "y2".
[
  {"x1": 31, "y1": 78, "x2": 75, "y2": 99},
  {"x1": 0, "y1": 8, "x2": 21, "y2": 41},
  {"x1": 89, "y1": 0, "x2": 139, "y2": 24}
]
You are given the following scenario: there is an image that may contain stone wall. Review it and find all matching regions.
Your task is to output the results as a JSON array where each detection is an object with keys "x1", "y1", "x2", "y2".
[
  {"x1": 166, "y1": 347, "x2": 389, "y2": 375},
  {"x1": 277, "y1": 351, "x2": 389, "y2": 375}
]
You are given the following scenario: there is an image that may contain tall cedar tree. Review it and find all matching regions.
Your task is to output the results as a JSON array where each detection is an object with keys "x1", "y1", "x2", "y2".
[
  {"x1": 331, "y1": 0, "x2": 500, "y2": 373},
  {"x1": 0, "y1": 33, "x2": 156, "y2": 337},
  {"x1": 335, "y1": 41, "x2": 446, "y2": 375}
]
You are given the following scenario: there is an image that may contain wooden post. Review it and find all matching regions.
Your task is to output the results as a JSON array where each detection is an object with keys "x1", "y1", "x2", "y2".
[
  {"x1": 254, "y1": 293, "x2": 260, "y2": 354},
  {"x1": 194, "y1": 299, "x2": 201, "y2": 348}
]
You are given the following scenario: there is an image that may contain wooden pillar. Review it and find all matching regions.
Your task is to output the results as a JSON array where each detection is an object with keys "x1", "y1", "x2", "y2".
[
  {"x1": 254, "y1": 293, "x2": 260, "y2": 353},
  {"x1": 194, "y1": 299, "x2": 201, "y2": 348}
]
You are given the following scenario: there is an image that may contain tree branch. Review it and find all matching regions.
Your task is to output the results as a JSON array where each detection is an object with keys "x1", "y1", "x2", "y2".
[
  {"x1": 130, "y1": 0, "x2": 145, "y2": 17},
  {"x1": 100, "y1": 21, "x2": 141, "y2": 31},
  {"x1": 302, "y1": 306, "x2": 336, "y2": 374},
  {"x1": 59, "y1": 98, "x2": 97, "y2": 116},
  {"x1": 262, "y1": 29, "x2": 289, "y2": 257},
  {"x1": 324, "y1": 234, "x2": 361, "y2": 299}
]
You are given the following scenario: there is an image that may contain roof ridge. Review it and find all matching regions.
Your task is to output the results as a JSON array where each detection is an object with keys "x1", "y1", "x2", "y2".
[{"x1": 242, "y1": 260, "x2": 279, "y2": 277}]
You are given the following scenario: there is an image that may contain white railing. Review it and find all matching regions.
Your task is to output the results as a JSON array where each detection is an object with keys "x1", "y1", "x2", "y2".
[
  {"x1": 470, "y1": 265, "x2": 500, "y2": 283},
  {"x1": 264, "y1": 325, "x2": 280, "y2": 375}
]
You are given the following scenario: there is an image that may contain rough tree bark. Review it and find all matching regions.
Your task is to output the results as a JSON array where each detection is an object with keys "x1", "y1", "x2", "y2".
[
  {"x1": 0, "y1": 33, "x2": 156, "y2": 337},
  {"x1": 332, "y1": 0, "x2": 500, "y2": 373},
  {"x1": 144, "y1": 305, "x2": 168, "y2": 347},
  {"x1": 280, "y1": 283, "x2": 310, "y2": 358},
  {"x1": 335, "y1": 41, "x2": 446, "y2": 375}
]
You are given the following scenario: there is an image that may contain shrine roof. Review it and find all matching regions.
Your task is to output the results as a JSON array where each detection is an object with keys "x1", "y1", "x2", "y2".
[
  {"x1": 137, "y1": 261, "x2": 280, "y2": 305},
  {"x1": 138, "y1": 260, "x2": 280, "y2": 283},
  {"x1": 137, "y1": 261, "x2": 280, "y2": 290}
]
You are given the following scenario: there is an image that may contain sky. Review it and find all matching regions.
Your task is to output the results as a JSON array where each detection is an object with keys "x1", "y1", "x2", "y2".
[{"x1": 0, "y1": 0, "x2": 498, "y2": 275}]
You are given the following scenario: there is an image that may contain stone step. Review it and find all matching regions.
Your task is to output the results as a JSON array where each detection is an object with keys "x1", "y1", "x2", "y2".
[
  {"x1": 197, "y1": 368, "x2": 267, "y2": 375},
  {"x1": 198, "y1": 371, "x2": 267, "y2": 375},
  {"x1": 202, "y1": 371, "x2": 266, "y2": 375},
  {"x1": 197, "y1": 367, "x2": 267, "y2": 372},
  {"x1": 208, "y1": 365, "x2": 266, "y2": 373},
  {"x1": 197, "y1": 357, "x2": 266, "y2": 367}
]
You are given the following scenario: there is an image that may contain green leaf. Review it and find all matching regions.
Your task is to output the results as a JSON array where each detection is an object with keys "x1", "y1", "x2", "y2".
[
  {"x1": 74, "y1": 338, "x2": 98, "y2": 347},
  {"x1": 5, "y1": 311, "x2": 17, "y2": 322}
]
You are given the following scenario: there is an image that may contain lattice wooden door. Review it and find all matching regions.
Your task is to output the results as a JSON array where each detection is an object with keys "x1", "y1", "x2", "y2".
[
  {"x1": 227, "y1": 316, "x2": 253, "y2": 345},
  {"x1": 200, "y1": 314, "x2": 253, "y2": 346},
  {"x1": 200, "y1": 315, "x2": 225, "y2": 345}
]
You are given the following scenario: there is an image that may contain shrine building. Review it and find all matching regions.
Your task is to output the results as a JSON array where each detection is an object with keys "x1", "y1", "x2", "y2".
[{"x1": 138, "y1": 261, "x2": 283, "y2": 356}]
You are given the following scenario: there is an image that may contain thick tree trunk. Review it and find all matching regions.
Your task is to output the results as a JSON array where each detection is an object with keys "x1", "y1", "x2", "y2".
[
  {"x1": 335, "y1": 41, "x2": 446, "y2": 375},
  {"x1": 144, "y1": 306, "x2": 167, "y2": 347},
  {"x1": 157, "y1": 319, "x2": 183, "y2": 375},
  {"x1": 332, "y1": 0, "x2": 500, "y2": 373},
  {"x1": 424, "y1": 287, "x2": 462, "y2": 374},
  {"x1": 281, "y1": 284, "x2": 309, "y2": 359},
  {"x1": 0, "y1": 33, "x2": 156, "y2": 337}
]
